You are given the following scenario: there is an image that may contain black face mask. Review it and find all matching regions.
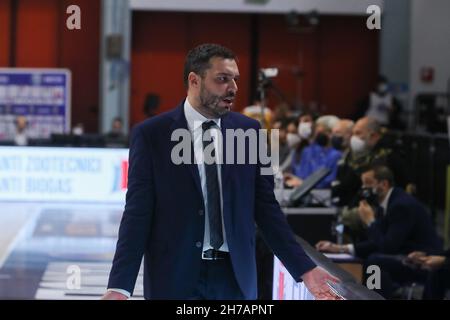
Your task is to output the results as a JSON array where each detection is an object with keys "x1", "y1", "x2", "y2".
[
  {"x1": 359, "y1": 187, "x2": 378, "y2": 206},
  {"x1": 315, "y1": 133, "x2": 329, "y2": 147},
  {"x1": 331, "y1": 136, "x2": 344, "y2": 150}
]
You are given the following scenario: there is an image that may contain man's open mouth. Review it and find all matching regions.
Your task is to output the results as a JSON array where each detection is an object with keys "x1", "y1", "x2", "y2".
[{"x1": 222, "y1": 97, "x2": 234, "y2": 106}]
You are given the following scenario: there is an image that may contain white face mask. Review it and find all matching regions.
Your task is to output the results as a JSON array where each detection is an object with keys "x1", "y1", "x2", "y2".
[
  {"x1": 350, "y1": 135, "x2": 367, "y2": 153},
  {"x1": 286, "y1": 133, "x2": 301, "y2": 148},
  {"x1": 298, "y1": 122, "x2": 312, "y2": 139}
]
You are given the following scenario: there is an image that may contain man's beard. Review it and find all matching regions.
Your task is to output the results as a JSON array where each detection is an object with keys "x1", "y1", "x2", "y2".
[{"x1": 199, "y1": 84, "x2": 234, "y2": 118}]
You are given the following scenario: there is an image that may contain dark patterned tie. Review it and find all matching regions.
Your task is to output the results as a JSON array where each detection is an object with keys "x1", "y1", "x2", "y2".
[{"x1": 202, "y1": 120, "x2": 224, "y2": 250}]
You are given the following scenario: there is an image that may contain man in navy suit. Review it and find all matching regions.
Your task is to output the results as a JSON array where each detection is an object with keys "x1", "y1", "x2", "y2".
[
  {"x1": 316, "y1": 165, "x2": 441, "y2": 298},
  {"x1": 102, "y1": 43, "x2": 338, "y2": 300}
]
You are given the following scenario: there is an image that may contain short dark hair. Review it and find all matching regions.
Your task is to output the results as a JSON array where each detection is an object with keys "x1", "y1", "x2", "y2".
[
  {"x1": 183, "y1": 43, "x2": 236, "y2": 88},
  {"x1": 364, "y1": 165, "x2": 395, "y2": 186}
]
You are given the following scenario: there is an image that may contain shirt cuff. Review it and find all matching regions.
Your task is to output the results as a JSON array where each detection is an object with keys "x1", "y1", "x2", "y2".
[
  {"x1": 345, "y1": 244, "x2": 355, "y2": 256},
  {"x1": 108, "y1": 288, "x2": 131, "y2": 298}
]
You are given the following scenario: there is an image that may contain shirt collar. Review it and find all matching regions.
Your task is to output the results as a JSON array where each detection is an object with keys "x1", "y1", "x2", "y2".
[
  {"x1": 184, "y1": 98, "x2": 221, "y2": 132},
  {"x1": 380, "y1": 187, "x2": 393, "y2": 213}
]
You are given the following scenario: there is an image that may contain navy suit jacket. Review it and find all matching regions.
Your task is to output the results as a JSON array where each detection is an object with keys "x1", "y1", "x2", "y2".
[
  {"x1": 354, "y1": 187, "x2": 441, "y2": 258},
  {"x1": 107, "y1": 102, "x2": 316, "y2": 299}
]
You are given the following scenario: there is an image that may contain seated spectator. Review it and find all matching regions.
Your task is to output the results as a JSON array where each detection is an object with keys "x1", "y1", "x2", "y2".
[
  {"x1": 297, "y1": 112, "x2": 314, "y2": 141},
  {"x1": 354, "y1": 75, "x2": 405, "y2": 130},
  {"x1": 405, "y1": 250, "x2": 450, "y2": 299},
  {"x1": 72, "y1": 123, "x2": 84, "y2": 136},
  {"x1": 106, "y1": 117, "x2": 126, "y2": 139},
  {"x1": 330, "y1": 119, "x2": 354, "y2": 152},
  {"x1": 284, "y1": 112, "x2": 314, "y2": 174},
  {"x1": 332, "y1": 116, "x2": 412, "y2": 208},
  {"x1": 105, "y1": 117, "x2": 128, "y2": 147},
  {"x1": 286, "y1": 117, "x2": 342, "y2": 188},
  {"x1": 316, "y1": 166, "x2": 441, "y2": 299},
  {"x1": 315, "y1": 115, "x2": 340, "y2": 134},
  {"x1": 285, "y1": 117, "x2": 301, "y2": 149},
  {"x1": 271, "y1": 118, "x2": 291, "y2": 172},
  {"x1": 14, "y1": 115, "x2": 29, "y2": 146}
]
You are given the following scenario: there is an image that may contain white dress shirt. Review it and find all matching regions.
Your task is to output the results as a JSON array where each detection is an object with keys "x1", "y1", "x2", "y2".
[
  {"x1": 108, "y1": 98, "x2": 229, "y2": 298},
  {"x1": 183, "y1": 98, "x2": 229, "y2": 253}
]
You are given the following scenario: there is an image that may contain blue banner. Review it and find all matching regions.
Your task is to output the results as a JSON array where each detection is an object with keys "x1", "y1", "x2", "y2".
[{"x1": 0, "y1": 68, "x2": 71, "y2": 140}]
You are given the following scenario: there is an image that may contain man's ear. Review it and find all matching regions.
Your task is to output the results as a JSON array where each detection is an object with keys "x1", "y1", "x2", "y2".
[{"x1": 188, "y1": 72, "x2": 199, "y2": 89}]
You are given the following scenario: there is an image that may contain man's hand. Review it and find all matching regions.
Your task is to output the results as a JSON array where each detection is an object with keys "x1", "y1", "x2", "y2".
[
  {"x1": 315, "y1": 241, "x2": 347, "y2": 254},
  {"x1": 418, "y1": 256, "x2": 447, "y2": 271},
  {"x1": 284, "y1": 173, "x2": 303, "y2": 188},
  {"x1": 101, "y1": 291, "x2": 128, "y2": 300},
  {"x1": 403, "y1": 251, "x2": 427, "y2": 268},
  {"x1": 407, "y1": 251, "x2": 427, "y2": 263},
  {"x1": 302, "y1": 266, "x2": 341, "y2": 300},
  {"x1": 358, "y1": 200, "x2": 375, "y2": 226}
]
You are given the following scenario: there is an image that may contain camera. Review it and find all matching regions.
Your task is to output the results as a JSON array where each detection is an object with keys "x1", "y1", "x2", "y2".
[{"x1": 259, "y1": 68, "x2": 278, "y2": 79}]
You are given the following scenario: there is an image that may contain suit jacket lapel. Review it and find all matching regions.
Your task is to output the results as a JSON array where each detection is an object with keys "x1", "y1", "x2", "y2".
[
  {"x1": 169, "y1": 103, "x2": 203, "y2": 201},
  {"x1": 220, "y1": 113, "x2": 234, "y2": 189}
]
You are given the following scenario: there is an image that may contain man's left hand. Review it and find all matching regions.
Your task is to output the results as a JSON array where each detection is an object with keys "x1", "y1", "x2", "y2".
[
  {"x1": 418, "y1": 256, "x2": 446, "y2": 271},
  {"x1": 302, "y1": 266, "x2": 341, "y2": 300}
]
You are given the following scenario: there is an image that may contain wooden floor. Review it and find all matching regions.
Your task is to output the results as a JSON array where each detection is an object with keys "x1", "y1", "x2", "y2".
[{"x1": 0, "y1": 202, "x2": 143, "y2": 300}]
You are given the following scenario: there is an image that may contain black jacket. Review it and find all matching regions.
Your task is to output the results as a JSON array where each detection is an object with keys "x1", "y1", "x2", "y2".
[{"x1": 354, "y1": 187, "x2": 441, "y2": 258}]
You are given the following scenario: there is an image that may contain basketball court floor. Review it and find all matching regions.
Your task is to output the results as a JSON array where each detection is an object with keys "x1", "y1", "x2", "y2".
[{"x1": 0, "y1": 202, "x2": 143, "y2": 299}]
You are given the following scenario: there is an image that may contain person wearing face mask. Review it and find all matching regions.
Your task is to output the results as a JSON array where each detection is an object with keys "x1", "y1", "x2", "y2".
[
  {"x1": 298, "y1": 120, "x2": 313, "y2": 140},
  {"x1": 316, "y1": 166, "x2": 441, "y2": 299},
  {"x1": 331, "y1": 116, "x2": 411, "y2": 209},
  {"x1": 283, "y1": 113, "x2": 315, "y2": 179},
  {"x1": 272, "y1": 118, "x2": 297, "y2": 173},
  {"x1": 330, "y1": 119, "x2": 354, "y2": 152},
  {"x1": 353, "y1": 76, "x2": 405, "y2": 130},
  {"x1": 285, "y1": 119, "x2": 302, "y2": 149},
  {"x1": 285, "y1": 118, "x2": 342, "y2": 189}
]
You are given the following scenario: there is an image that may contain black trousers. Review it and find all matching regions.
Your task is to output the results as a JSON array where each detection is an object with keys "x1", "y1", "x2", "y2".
[
  {"x1": 423, "y1": 267, "x2": 450, "y2": 300},
  {"x1": 363, "y1": 253, "x2": 426, "y2": 299},
  {"x1": 189, "y1": 257, "x2": 245, "y2": 300}
]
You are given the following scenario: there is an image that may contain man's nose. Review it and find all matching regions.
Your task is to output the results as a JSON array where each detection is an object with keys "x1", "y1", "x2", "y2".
[{"x1": 228, "y1": 79, "x2": 238, "y2": 93}]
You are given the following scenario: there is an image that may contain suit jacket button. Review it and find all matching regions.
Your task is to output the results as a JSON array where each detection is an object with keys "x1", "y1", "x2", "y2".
[
  {"x1": 196, "y1": 241, "x2": 202, "y2": 248},
  {"x1": 198, "y1": 209, "x2": 204, "y2": 216}
]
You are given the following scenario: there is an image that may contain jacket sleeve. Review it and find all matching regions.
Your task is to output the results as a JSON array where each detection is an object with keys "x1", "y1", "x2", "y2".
[
  {"x1": 355, "y1": 202, "x2": 415, "y2": 257},
  {"x1": 253, "y1": 123, "x2": 316, "y2": 281},
  {"x1": 107, "y1": 124, "x2": 155, "y2": 295}
]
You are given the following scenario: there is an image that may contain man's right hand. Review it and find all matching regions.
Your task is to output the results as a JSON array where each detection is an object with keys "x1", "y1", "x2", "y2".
[{"x1": 101, "y1": 291, "x2": 128, "y2": 300}]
